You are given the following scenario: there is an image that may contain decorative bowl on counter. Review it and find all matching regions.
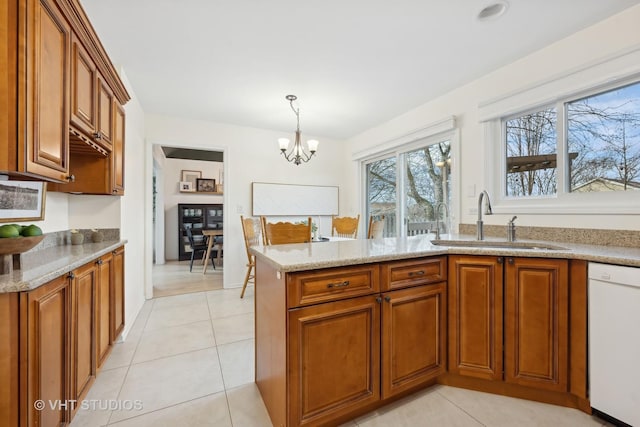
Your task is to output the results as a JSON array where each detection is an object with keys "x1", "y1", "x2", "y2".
[
  {"x1": 0, "y1": 236, "x2": 45, "y2": 275},
  {"x1": 0, "y1": 235, "x2": 45, "y2": 255}
]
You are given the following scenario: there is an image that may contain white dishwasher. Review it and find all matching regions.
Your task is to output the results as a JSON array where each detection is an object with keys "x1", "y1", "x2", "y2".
[{"x1": 589, "y1": 262, "x2": 640, "y2": 427}]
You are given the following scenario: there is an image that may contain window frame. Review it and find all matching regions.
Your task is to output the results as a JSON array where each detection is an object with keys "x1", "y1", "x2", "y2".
[
  {"x1": 360, "y1": 129, "x2": 460, "y2": 237},
  {"x1": 487, "y1": 76, "x2": 640, "y2": 215}
]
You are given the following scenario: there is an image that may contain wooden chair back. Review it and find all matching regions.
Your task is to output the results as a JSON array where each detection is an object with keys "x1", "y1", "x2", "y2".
[
  {"x1": 331, "y1": 215, "x2": 360, "y2": 238},
  {"x1": 367, "y1": 215, "x2": 385, "y2": 239},
  {"x1": 240, "y1": 216, "x2": 263, "y2": 262},
  {"x1": 262, "y1": 217, "x2": 312, "y2": 245}
]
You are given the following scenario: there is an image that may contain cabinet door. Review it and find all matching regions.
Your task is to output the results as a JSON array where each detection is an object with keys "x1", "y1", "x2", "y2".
[
  {"x1": 504, "y1": 257, "x2": 568, "y2": 392},
  {"x1": 70, "y1": 34, "x2": 97, "y2": 136},
  {"x1": 111, "y1": 246, "x2": 125, "y2": 341},
  {"x1": 381, "y1": 283, "x2": 446, "y2": 398},
  {"x1": 288, "y1": 295, "x2": 380, "y2": 426},
  {"x1": 23, "y1": 0, "x2": 70, "y2": 181},
  {"x1": 70, "y1": 262, "x2": 97, "y2": 412},
  {"x1": 96, "y1": 74, "x2": 113, "y2": 149},
  {"x1": 96, "y1": 254, "x2": 113, "y2": 370},
  {"x1": 448, "y1": 255, "x2": 503, "y2": 380},
  {"x1": 21, "y1": 275, "x2": 72, "y2": 427},
  {"x1": 111, "y1": 102, "x2": 125, "y2": 194}
]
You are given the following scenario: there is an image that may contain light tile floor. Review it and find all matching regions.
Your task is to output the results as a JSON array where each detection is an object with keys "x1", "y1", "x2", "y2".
[
  {"x1": 71, "y1": 282, "x2": 610, "y2": 426},
  {"x1": 152, "y1": 260, "x2": 223, "y2": 298}
]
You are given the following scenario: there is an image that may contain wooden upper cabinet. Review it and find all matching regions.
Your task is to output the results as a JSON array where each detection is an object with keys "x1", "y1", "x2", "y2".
[
  {"x1": 448, "y1": 255, "x2": 503, "y2": 381},
  {"x1": 2, "y1": 0, "x2": 129, "y2": 184},
  {"x1": 504, "y1": 257, "x2": 568, "y2": 392},
  {"x1": 111, "y1": 102, "x2": 125, "y2": 195},
  {"x1": 96, "y1": 73, "x2": 114, "y2": 150},
  {"x1": 21, "y1": 0, "x2": 71, "y2": 182},
  {"x1": 70, "y1": 33, "x2": 97, "y2": 138}
]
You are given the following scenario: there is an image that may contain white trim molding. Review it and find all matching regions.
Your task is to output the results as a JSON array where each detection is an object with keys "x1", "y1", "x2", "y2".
[{"x1": 352, "y1": 116, "x2": 456, "y2": 161}]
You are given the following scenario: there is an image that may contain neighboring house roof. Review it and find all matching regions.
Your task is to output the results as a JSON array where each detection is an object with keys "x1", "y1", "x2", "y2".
[{"x1": 572, "y1": 177, "x2": 640, "y2": 192}]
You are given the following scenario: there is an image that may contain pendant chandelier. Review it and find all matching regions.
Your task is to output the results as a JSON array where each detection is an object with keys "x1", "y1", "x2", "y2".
[{"x1": 278, "y1": 95, "x2": 318, "y2": 165}]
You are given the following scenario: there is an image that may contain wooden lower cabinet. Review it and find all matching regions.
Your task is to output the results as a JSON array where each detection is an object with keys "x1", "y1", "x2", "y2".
[
  {"x1": 96, "y1": 253, "x2": 113, "y2": 370},
  {"x1": 381, "y1": 283, "x2": 446, "y2": 398},
  {"x1": 448, "y1": 255, "x2": 570, "y2": 393},
  {"x1": 8, "y1": 248, "x2": 126, "y2": 426},
  {"x1": 70, "y1": 262, "x2": 98, "y2": 414},
  {"x1": 288, "y1": 295, "x2": 381, "y2": 426},
  {"x1": 111, "y1": 246, "x2": 125, "y2": 340},
  {"x1": 21, "y1": 275, "x2": 72, "y2": 427},
  {"x1": 448, "y1": 255, "x2": 503, "y2": 380},
  {"x1": 504, "y1": 257, "x2": 568, "y2": 392}
]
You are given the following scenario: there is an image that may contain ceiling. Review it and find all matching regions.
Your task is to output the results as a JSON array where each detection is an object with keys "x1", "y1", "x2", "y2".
[{"x1": 80, "y1": 0, "x2": 640, "y2": 140}]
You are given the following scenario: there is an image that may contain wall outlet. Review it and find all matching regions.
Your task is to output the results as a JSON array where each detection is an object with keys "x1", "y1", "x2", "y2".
[
  {"x1": 467, "y1": 185, "x2": 476, "y2": 198},
  {"x1": 236, "y1": 205, "x2": 244, "y2": 214}
]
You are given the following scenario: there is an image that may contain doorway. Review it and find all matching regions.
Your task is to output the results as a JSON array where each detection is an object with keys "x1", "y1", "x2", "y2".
[{"x1": 152, "y1": 145, "x2": 225, "y2": 298}]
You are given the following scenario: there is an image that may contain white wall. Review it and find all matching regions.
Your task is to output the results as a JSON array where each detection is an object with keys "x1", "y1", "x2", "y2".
[
  {"x1": 68, "y1": 195, "x2": 121, "y2": 228},
  {"x1": 346, "y1": 4, "x2": 640, "y2": 232},
  {"x1": 119, "y1": 69, "x2": 147, "y2": 338},
  {"x1": 145, "y1": 115, "x2": 348, "y2": 288},
  {"x1": 160, "y1": 156, "x2": 223, "y2": 260}
]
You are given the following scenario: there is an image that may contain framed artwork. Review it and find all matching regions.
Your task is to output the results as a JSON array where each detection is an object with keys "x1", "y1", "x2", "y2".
[
  {"x1": 196, "y1": 178, "x2": 216, "y2": 192},
  {"x1": 0, "y1": 181, "x2": 47, "y2": 222},
  {"x1": 179, "y1": 181, "x2": 194, "y2": 192},
  {"x1": 181, "y1": 170, "x2": 202, "y2": 188}
]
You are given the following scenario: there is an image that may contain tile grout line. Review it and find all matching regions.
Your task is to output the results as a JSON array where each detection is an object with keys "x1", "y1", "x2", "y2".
[
  {"x1": 205, "y1": 288, "x2": 235, "y2": 426},
  {"x1": 435, "y1": 388, "x2": 488, "y2": 427},
  {"x1": 103, "y1": 299, "x2": 155, "y2": 426}
]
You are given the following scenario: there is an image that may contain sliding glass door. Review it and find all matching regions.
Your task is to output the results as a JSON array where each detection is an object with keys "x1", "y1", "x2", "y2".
[{"x1": 365, "y1": 137, "x2": 452, "y2": 238}]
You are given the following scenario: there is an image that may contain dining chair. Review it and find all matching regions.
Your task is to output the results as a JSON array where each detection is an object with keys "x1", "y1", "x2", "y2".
[
  {"x1": 184, "y1": 226, "x2": 215, "y2": 272},
  {"x1": 331, "y1": 214, "x2": 360, "y2": 238},
  {"x1": 367, "y1": 215, "x2": 385, "y2": 239},
  {"x1": 240, "y1": 216, "x2": 263, "y2": 298},
  {"x1": 261, "y1": 217, "x2": 312, "y2": 245}
]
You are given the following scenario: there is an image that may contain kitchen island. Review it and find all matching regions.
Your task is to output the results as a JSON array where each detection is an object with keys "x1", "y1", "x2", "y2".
[{"x1": 251, "y1": 235, "x2": 640, "y2": 427}]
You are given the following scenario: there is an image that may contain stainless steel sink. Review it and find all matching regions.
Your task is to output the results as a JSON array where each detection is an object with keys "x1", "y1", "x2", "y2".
[{"x1": 430, "y1": 240, "x2": 569, "y2": 250}]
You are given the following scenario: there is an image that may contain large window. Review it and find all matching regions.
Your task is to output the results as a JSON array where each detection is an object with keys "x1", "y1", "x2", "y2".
[
  {"x1": 365, "y1": 138, "x2": 452, "y2": 237},
  {"x1": 502, "y1": 81, "x2": 640, "y2": 199}
]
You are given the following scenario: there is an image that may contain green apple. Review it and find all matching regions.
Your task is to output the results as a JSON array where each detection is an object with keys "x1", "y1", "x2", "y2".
[
  {"x1": 0, "y1": 224, "x2": 20, "y2": 238},
  {"x1": 21, "y1": 224, "x2": 43, "y2": 237}
]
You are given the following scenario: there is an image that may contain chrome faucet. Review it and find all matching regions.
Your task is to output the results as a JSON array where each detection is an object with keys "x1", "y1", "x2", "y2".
[
  {"x1": 476, "y1": 190, "x2": 493, "y2": 240},
  {"x1": 434, "y1": 202, "x2": 449, "y2": 240},
  {"x1": 507, "y1": 216, "x2": 517, "y2": 242}
]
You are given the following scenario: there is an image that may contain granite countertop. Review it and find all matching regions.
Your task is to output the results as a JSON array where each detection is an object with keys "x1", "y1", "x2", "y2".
[
  {"x1": 0, "y1": 240, "x2": 127, "y2": 293},
  {"x1": 251, "y1": 234, "x2": 640, "y2": 272}
]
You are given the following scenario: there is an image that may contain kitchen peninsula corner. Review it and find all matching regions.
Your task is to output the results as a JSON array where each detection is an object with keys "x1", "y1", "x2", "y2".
[{"x1": 251, "y1": 236, "x2": 598, "y2": 427}]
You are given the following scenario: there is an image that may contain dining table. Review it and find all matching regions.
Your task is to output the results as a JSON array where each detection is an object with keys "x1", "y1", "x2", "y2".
[{"x1": 201, "y1": 229, "x2": 223, "y2": 274}]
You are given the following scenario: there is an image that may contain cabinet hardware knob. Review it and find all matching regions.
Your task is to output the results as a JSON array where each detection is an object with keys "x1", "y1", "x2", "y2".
[
  {"x1": 112, "y1": 251, "x2": 117, "y2": 255},
  {"x1": 384, "y1": 296, "x2": 391, "y2": 303},
  {"x1": 96, "y1": 259, "x2": 103, "y2": 265},
  {"x1": 408, "y1": 270, "x2": 425, "y2": 277},
  {"x1": 93, "y1": 132, "x2": 102, "y2": 140},
  {"x1": 508, "y1": 258, "x2": 514, "y2": 265},
  {"x1": 66, "y1": 174, "x2": 75, "y2": 182},
  {"x1": 497, "y1": 257, "x2": 503, "y2": 264},
  {"x1": 67, "y1": 272, "x2": 75, "y2": 279},
  {"x1": 327, "y1": 280, "x2": 350, "y2": 289},
  {"x1": 376, "y1": 296, "x2": 382, "y2": 304}
]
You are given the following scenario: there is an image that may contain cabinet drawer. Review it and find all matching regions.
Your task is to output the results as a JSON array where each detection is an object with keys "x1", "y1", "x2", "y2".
[
  {"x1": 381, "y1": 257, "x2": 446, "y2": 291},
  {"x1": 287, "y1": 265, "x2": 380, "y2": 308}
]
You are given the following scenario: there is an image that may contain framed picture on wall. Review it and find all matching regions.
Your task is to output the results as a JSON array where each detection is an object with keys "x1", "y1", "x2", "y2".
[
  {"x1": 181, "y1": 170, "x2": 201, "y2": 188},
  {"x1": 179, "y1": 181, "x2": 194, "y2": 192},
  {"x1": 196, "y1": 178, "x2": 216, "y2": 192},
  {"x1": 0, "y1": 181, "x2": 47, "y2": 222}
]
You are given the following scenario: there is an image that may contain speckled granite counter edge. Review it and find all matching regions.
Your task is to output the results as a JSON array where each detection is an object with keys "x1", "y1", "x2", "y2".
[
  {"x1": 251, "y1": 236, "x2": 640, "y2": 272},
  {"x1": 0, "y1": 240, "x2": 127, "y2": 293}
]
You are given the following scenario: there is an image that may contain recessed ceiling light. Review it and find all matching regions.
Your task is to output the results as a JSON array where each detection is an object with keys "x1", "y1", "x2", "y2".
[{"x1": 477, "y1": 2, "x2": 508, "y2": 21}]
